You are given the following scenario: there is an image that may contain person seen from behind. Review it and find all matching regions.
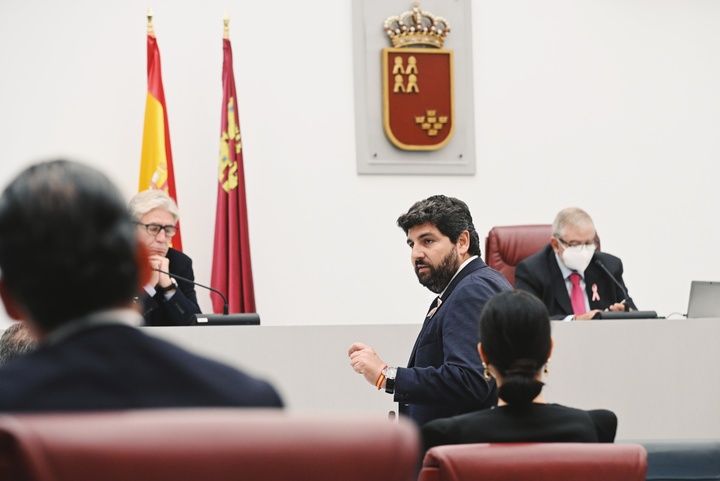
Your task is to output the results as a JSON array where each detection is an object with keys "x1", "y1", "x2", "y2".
[{"x1": 422, "y1": 290, "x2": 617, "y2": 453}]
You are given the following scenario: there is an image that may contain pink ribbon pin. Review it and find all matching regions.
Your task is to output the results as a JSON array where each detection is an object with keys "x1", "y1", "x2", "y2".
[{"x1": 591, "y1": 284, "x2": 600, "y2": 301}]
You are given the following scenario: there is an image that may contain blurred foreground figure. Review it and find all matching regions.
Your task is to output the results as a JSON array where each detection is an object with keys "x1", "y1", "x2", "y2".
[
  {"x1": 0, "y1": 323, "x2": 36, "y2": 366},
  {"x1": 0, "y1": 159, "x2": 282, "y2": 412}
]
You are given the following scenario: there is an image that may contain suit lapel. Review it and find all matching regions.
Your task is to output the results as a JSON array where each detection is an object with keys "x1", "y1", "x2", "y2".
[
  {"x1": 440, "y1": 257, "x2": 484, "y2": 304},
  {"x1": 406, "y1": 258, "x2": 485, "y2": 367},
  {"x1": 545, "y1": 248, "x2": 573, "y2": 314},
  {"x1": 585, "y1": 263, "x2": 610, "y2": 310}
]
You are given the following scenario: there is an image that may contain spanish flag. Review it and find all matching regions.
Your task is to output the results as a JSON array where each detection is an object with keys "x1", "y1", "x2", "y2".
[
  {"x1": 211, "y1": 17, "x2": 255, "y2": 313},
  {"x1": 139, "y1": 11, "x2": 183, "y2": 251}
]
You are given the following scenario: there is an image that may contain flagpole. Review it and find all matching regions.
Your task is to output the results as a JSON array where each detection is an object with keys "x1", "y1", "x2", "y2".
[
  {"x1": 147, "y1": 7, "x2": 155, "y2": 37},
  {"x1": 223, "y1": 12, "x2": 229, "y2": 39}
]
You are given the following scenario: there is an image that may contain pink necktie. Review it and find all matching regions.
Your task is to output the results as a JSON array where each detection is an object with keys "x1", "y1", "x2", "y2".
[{"x1": 569, "y1": 273, "x2": 586, "y2": 315}]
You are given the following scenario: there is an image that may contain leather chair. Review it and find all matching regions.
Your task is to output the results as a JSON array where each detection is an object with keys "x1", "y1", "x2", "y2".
[
  {"x1": 484, "y1": 224, "x2": 553, "y2": 285},
  {"x1": 419, "y1": 443, "x2": 647, "y2": 481},
  {"x1": 0, "y1": 409, "x2": 420, "y2": 481},
  {"x1": 484, "y1": 225, "x2": 601, "y2": 285}
]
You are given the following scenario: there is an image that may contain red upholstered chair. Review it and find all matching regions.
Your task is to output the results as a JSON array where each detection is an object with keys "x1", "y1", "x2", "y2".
[
  {"x1": 484, "y1": 225, "x2": 553, "y2": 285},
  {"x1": 419, "y1": 443, "x2": 647, "y2": 481},
  {"x1": 0, "y1": 409, "x2": 420, "y2": 481},
  {"x1": 484, "y1": 224, "x2": 601, "y2": 285}
]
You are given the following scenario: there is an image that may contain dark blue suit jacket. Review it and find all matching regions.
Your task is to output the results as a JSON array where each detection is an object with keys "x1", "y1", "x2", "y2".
[
  {"x1": 141, "y1": 247, "x2": 201, "y2": 326},
  {"x1": 396, "y1": 257, "x2": 513, "y2": 427},
  {"x1": 514, "y1": 244, "x2": 636, "y2": 320},
  {"x1": 0, "y1": 323, "x2": 283, "y2": 412}
]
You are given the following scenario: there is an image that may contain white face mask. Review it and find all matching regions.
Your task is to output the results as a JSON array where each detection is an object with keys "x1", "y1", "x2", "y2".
[{"x1": 561, "y1": 245, "x2": 594, "y2": 273}]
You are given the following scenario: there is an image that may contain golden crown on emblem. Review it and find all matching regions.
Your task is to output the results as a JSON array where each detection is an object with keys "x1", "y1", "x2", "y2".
[{"x1": 384, "y1": 2, "x2": 451, "y2": 49}]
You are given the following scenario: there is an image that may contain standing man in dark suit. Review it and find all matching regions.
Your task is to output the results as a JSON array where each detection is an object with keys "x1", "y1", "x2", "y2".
[
  {"x1": 128, "y1": 189, "x2": 201, "y2": 326},
  {"x1": 515, "y1": 207, "x2": 636, "y2": 321},
  {"x1": 348, "y1": 195, "x2": 512, "y2": 427},
  {"x1": 0, "y1": 159, "x2": 283, "y2": 412}
]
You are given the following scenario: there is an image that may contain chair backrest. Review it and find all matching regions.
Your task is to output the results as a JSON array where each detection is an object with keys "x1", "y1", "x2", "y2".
[
  {"x1": 484, "y1": 225, "x2": 553, "y2": 285},
  {"x1": 485, "y1": 224, "x2": 602, "y2": 285},
  {"x1": 419, "y1": 443, "x2": 647, "y2": 481},
  {"x1": 0, "y1": 409, "x2": 420, "y2": 481}
]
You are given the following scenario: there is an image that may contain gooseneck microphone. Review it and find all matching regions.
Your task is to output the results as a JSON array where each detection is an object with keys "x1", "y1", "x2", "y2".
[
  {"x1": 593, "y1": 259, "x2": 630, "y2": 305},
  {"x1": 154, "y1": 268, "x2": 229, "y2": 315}
]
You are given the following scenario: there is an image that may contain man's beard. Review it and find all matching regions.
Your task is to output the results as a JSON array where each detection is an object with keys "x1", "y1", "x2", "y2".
[{"x1": 415, "y1": 248, "x2": 460, "y2": 294}]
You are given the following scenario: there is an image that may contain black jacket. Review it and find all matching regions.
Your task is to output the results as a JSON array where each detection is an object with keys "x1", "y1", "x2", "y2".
[{"x1": 515, "y1": 244, "x2": 636, "y2": 319}]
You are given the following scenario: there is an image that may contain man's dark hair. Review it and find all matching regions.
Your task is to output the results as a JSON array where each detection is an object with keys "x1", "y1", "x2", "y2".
[
  {"x1": 396, "y1": 195, "x2": 481, "y2": 256},
  {"x1": 0, "y1": 160, "x2": 140, "y2": 331}
]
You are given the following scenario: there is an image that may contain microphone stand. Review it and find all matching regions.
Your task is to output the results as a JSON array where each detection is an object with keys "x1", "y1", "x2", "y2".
[
  {"x1": 154, "y1": 269, "x2": 229, "y2": 315},
  {"x1": 593, "y1": 259, "x2": 630, "y2": 306}
]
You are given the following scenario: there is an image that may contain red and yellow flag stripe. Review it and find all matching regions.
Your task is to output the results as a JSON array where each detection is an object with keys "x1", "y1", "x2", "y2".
[{"x1": 139, "y1": 20, "x2": 183, "y2": 251}]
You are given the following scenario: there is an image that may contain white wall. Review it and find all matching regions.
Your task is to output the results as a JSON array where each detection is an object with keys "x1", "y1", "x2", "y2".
[{"x1": 1, "y1": 0, "x2": 719, "y2": 328}]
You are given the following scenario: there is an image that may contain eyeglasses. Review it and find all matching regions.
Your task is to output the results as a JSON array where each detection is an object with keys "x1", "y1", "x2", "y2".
[
  {"x1": 556, "y1": 237, "x2": 595, "y2": 250},
  {"x1": 136, "y1": 222, "x2": 177, "y2": 237}
]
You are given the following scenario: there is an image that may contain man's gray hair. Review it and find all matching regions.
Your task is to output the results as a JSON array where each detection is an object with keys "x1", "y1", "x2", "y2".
[
  {"x1": 552, "y1": 207, "x2": 594, "y2": 238},
  {"x1": 128, "y1": 189, "x2": 180, "y2": 224},
  {"x1": 0, "y1": 323, "x2": 36, "y2": 366}
]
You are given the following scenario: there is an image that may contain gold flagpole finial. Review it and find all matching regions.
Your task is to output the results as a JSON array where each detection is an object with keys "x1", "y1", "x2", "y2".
[
  {"x1": 147, "y1": 6, "x2": 155, "y2": 37},
  {"x1": 223, "y1": 12, "x2": 230, "y2": 40}
]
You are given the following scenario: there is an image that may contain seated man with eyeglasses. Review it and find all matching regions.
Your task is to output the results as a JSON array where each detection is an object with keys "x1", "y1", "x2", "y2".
[
  {"x1": 515, "y1": 207, "x2": 636, "y2": 321},
  {"x1": 128, "y1": 190, "x2": 201, "y2": 326}
]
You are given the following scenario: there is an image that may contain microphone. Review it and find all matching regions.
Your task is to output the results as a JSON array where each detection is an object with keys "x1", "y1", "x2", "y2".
[
  {"x1": 593, "y1": 259, "x2": 630, "y2": 306},
  {"x1": 154, "y1": 268, "x2": 229, "y2": 315}
]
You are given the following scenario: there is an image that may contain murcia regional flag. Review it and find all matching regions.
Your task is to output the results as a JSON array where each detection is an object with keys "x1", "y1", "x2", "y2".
[{"x1": 211, "y1": 18, "x2": 256, "y2": 314}]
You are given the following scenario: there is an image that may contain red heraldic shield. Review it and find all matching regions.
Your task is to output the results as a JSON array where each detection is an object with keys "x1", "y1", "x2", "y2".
[{"x1": 382, "y1": 48, "x2": 455, "y2": 151}]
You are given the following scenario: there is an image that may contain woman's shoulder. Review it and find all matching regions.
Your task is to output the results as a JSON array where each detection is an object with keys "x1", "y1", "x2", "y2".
[
  {"x1": 585, "y1": 408, "x2": 617, "y2": 422},
  {"x1": 586, "y1": 408, "x2": 618, "y2": 442},
  {"x1": 546, "y1": 404, "x2": 615, "y2": 419},
  {"x1": 424, "y1": 407, "x2": 496, "y2": 430},
  {"x1": 546, "y1": 404, "x2": 617, "y2": 442},
  {"x1": 421, "y1": 408, "x2": 502, "y2": 452}
]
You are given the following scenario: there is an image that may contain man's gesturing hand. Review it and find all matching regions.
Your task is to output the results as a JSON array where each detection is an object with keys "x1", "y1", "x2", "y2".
[{"x1": 348, "y1": 342, "x2": 386, "y2": 387}]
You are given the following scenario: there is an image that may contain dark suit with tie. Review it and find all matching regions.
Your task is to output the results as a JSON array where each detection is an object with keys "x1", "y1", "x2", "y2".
[
  {"x1": 514, "y1": 244, "x2": 636, "y2": 320},
  {"x1": 140, "y1": 247, "x2": 201, "y2": 326},
  {"x1": 395, "y1": 257, "x2": 513, "y2": 427}
]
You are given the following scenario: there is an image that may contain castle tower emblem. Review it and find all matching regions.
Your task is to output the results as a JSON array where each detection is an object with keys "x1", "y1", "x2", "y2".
[{"x1": 382, "y1": 2, "x2": 455, "y2": 151}]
